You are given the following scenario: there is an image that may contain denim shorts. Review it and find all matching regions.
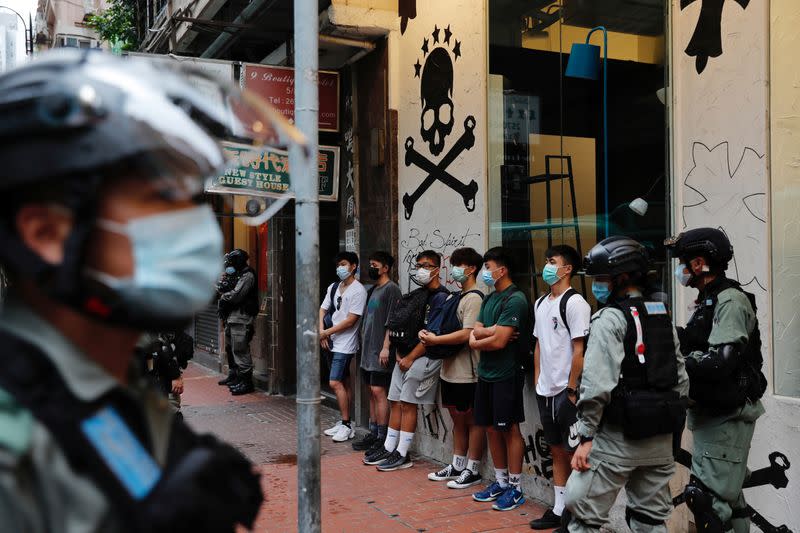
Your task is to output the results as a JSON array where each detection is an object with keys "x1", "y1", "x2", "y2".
[{"x1": 327, "y1": 352, "x2": 354, "y2": 382}]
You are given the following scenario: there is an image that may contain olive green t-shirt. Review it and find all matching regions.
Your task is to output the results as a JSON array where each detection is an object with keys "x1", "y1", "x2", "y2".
[{"x1": 476, "y1": 284, "x2": 530, "y2": 382}]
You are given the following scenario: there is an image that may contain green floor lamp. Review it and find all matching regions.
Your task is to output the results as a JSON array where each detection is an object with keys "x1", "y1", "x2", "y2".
[{"x1": 565, "y1": 26, "x2": 609, "y2": 237}]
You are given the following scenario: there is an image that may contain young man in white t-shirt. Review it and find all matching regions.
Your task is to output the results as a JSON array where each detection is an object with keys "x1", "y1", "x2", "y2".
[
  {"x1": 419, "y1": 247, "x2": 485, "y2": 489},
  {"x1": 530, "y1": 245, "x2": 591, "y2": 531},
  {"x1": 319, "y1": 251, "x2": 368, "y2": 443}
]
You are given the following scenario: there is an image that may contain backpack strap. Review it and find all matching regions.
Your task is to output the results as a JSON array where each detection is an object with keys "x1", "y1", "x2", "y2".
[
  {"x1": 328, "y1": 281, "x2": 341, "y2": 310},
  {"x1": 460, "y1": 289, "x2": 484, "y2": 301},
  {"x1": 560, "y1": 288, "x2": 578, "y2": 337}
]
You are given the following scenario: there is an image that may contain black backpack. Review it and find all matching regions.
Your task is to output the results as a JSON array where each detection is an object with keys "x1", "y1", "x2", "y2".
[
  {"x1": 425, "y1": 290, "x2": 484, "y2": 360},
  {"x1": 386, "y1": 287, "x2": 444, "y2": 353},
  {"x1": 322, "y1": 281, "x2": 341, "y2": 329}
]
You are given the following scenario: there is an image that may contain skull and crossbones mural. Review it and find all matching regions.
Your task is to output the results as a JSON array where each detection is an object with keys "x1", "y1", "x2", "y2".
[{"x1": 403, "y1": 24, "x2": 478, "y2": 220}]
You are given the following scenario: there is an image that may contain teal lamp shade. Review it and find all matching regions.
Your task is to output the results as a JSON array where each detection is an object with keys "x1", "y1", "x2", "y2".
[{"x1": 565, "y1": 43, "x2": 601, "y2": 80}]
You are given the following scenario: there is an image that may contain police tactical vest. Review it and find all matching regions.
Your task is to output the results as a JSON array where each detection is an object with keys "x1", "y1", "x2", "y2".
[
  {"x1": 240, "y1": 267, "x2": 260, "y2": 317},
  {"x1": 602, "y1": 297, "x2": 687, "y2": 440},
  {"x1": 681, "y1": 277, "x2": 766, "y2": 410},
  {"x1": 0, "y1": 330, "x2": 262, "y2": 532}
]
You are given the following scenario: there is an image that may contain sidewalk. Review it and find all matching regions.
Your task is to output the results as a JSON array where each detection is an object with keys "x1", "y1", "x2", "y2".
[{"x1": 181, "y1": 362, "x2": 551, "y2": 532}]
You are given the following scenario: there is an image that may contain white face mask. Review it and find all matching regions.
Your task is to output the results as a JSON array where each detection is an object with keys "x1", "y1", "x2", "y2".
[
  {"x1": 412, "y1": 268, "x2": 434, "y2": 286},
  {"x1": 85, "y1": 205, "x2": 223, "y2": 327}
]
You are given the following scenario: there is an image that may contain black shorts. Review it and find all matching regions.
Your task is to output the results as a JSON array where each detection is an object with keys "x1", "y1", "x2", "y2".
[
  {"x1": 536, "y1": 389, "x2": 579, "y2": 452},
  {"x1": 440, "y1": 381, "x2": 476, "y2": 413},
  {"x1": 473, "y1": 374, "x2": 525, "y2": 431},
  {"x1": 360, "y1": 368, "x2": 392, "y2": 388}
]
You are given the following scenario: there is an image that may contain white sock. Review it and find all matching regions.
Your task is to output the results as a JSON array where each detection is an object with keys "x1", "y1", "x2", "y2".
[
  {"x1": 397, "y1": 431, "x2": 414, "y2": 457},
  {"x1": 509, "y1": 472, "x2": 522, "y2": 488},
  {"x1": 467, "y1": 458, "x2": 480, "y2": 474},
  {"x1": 452, "y1": 454, "x2": 467, "y2": 471},
  {"x1": 495, "y1": 468, "x2": 509, "y2": 488},
  {"x1": 553, "y1": 485, "x2": 566, "y2": 516},
  {"x1": 384, "y1": 428, "x2": 400, "y2": 452}
]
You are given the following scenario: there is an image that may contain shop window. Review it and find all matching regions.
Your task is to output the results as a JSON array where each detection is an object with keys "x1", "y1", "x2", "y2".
[{"x1": 488, "y1": 0, "x2": 670, "y2": 306}]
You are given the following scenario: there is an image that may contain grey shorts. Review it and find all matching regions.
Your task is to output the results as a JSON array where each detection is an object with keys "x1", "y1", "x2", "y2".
[{"x1": 387, "y1": 356, "x2": 442, "y2": 405}]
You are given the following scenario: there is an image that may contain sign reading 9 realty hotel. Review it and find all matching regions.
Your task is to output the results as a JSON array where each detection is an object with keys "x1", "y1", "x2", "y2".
[{"x1": 396, "y1": 0, "x2": 488, "y2": 291}]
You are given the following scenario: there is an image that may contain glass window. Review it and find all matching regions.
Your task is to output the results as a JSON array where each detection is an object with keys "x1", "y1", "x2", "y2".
[{"x1": 488, "y1": 0, "x2": 670, "y2": 305}]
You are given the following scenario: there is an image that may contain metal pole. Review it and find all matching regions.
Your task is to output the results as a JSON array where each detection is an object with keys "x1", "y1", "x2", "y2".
[{"x1": 291, "y1": 0, "x2": 320, "y2": 531}]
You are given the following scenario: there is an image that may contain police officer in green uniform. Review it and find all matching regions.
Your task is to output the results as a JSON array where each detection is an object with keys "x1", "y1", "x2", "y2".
[
  {"x1": 666, "y1": 228, "x2": 767, "y2": 533},
  {"x1": 0, "y1": 50, "x2": 271, "y2": 531},
  {"x1": 564, "y1": 236, "x2": 689, "y2": 533}
]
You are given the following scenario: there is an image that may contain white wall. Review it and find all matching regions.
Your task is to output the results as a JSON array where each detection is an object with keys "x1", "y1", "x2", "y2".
[
  {"x1": 672, "y1": 0, "x2": 800, "y2": 529},
  {"x1": 395, "y1": 0, "x2": 488, "y2": 292}
]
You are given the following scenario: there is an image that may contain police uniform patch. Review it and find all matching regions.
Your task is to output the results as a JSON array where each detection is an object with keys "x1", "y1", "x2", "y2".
[
  {"x1": 81, "y1": 406, "x2": 162, "y2": 500},
  {"x1": 644, "y1": 301, "x2": 668, "y2": 315}
]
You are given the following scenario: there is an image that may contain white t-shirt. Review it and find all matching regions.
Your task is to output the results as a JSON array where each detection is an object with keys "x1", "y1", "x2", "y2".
[
  {"x1": 533, "y1": 290, "x2": 591, "y2": 397},
  {"x1": 320, "y1": 280, "x2": 368, "y2": 354}
]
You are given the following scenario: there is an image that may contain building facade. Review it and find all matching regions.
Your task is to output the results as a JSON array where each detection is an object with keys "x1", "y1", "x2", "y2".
[
  {"x1": 136, "y1": 1, "x2": 799, "y2": 529},
  {"x1": 35, "y1": 0, "x2": 106, "y2": 50},
  {"x1": 0, "y1": 13, "x2": 18, "y2": 72}
]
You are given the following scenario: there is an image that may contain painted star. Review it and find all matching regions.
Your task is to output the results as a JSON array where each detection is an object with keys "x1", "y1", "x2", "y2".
[
  {"x1": 413, "y1": 59, "x2": 421, "y2": 78},
  {"x1": 444, "y1": 24, "x2": 452, "y2": 44},
  {"x1": 453, "y1": 40, "x2": 461, "y2": 60},
  {"x1": 421, "y1": 37, "x2": 429, "y2": 55},
  {"x1": 432, "y1": 25, "x2": 440, "y2": 44}
]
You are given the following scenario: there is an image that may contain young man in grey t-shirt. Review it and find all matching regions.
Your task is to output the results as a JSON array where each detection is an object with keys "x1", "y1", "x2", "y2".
[{"x1": 352, "y1": 251, "x2": 402, "y2": 452}]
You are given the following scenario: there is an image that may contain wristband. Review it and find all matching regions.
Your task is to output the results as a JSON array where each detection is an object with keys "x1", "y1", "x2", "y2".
[{"x1": 579, "y1": 435, "x2": 593, "y2": 444}]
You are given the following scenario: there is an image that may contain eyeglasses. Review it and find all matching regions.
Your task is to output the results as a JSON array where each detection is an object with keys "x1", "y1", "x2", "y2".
[
  {"x1": 414, "y1": 263, "x2": 437, "y2": 270},
  {"x1": 336, "y1": 296, "x2": 342, "y2": 310}
]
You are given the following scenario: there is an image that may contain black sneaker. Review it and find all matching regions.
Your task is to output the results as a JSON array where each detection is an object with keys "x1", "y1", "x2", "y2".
[
  {"x1": 364, "y1": 440, "x2": 384, "y2": 456},
  {"x1": 447, "y1": 468, "x2": 481, "y2": 489},
  {"x1": 376, "y1": 450, "x2": 413, "y2": 471},
  {"x1": 363, "y1": 447, "x2": 392, "y2": 465},
  {"x1": 352, "y1": 432, "x2": 378, "y2": 451},
  {"x1": 427, "y1": 463, "x2": 461, "y2": 481},
  {"x1": 530, "y1": 509, "x2": 562, "y2": 530}
]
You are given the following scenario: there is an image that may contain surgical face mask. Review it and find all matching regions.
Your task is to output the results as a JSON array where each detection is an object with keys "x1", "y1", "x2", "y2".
[
  {"x1": 591, "y1": 281, "x2": 612, "y2": 303},
  {"x1": 336, "y1": 265, "x2": 352, "y2": 281},
  {"x1": 674, "y1": 263, "x2": 692, "y2": 287},
  {"x1": 451, "y1": 266, "x2": 468, "y2": 283},
  {"x1": 482, "y1": 268, "x2": 497, "y2": 287},
  {"x1": 368, "y1": 266, "x2": 381, "y2": 280},
  {"x1": 87, "y1": 205, "x2": 223, "y2": 327},
  {"x1": 412, "y1": 268, "x2": 435, "y2": 286},
  {"x1": 542, "y1": 264, "x2": 564, "y2": 286},
  {"x1": 225, "y1": 266, "x2": 236, "y2": 275}
]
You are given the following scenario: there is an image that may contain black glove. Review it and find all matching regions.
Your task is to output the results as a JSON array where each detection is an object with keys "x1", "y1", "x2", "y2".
[{"x1": 146, "y1": 436, "x2": 263, "y2": 532}]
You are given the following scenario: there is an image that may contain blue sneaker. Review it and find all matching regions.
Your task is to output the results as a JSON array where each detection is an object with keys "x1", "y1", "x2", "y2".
[
  {"x1": 472, "y1": 481, "x2": 507, "y2": 502},
  {"x1": 492, "y1": 486, "x2": 525, "y2": 511}
]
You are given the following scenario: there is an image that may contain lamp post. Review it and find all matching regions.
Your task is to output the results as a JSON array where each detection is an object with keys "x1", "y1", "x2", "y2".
[
  {"x1": 565, "y1": 26, "x2": 608, "y2": 237},
  {"x1": 0, "y1": 6, "x2": 34, "y2": 56}
]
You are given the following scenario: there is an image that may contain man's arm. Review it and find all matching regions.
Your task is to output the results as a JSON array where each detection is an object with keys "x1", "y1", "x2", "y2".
[
  {"x1": 533, "y1": 339, "x2": 541, "y2": 387},
  {"x1": 574, "y1": 309, "x2": 626, "y2": 440},
  {"x1": 219, "y1": 271, "x2": 254, "y2": 306},
  {"x1": 321, "y1": 312, "x2": 360, "y2": 338},
  {"x1": 469, "y1": 324, "x2": 516, "y2": 351},
  {"x1": 568, "y1": 338, "x2": 585, "y2": 391},
  {"x1": 318, "y1": 308, "x2": 327, "y2": 333}
]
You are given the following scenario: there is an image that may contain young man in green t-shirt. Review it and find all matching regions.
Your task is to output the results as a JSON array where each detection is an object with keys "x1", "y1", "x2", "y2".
[{"x1": 468, "y1": 247, "x2": 530, "y2": 512}]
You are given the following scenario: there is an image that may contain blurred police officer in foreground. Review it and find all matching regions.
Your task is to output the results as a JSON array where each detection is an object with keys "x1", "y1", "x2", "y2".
[
  {"x1": 0, "y1": 50, "x2": 267, "y2": 532},
  {"x1": 217, "y1": 249, "x2": 258, "y2": 395},
  {"x1": 565, "y1": 237, "x2": 689, "y2": 533},
  {"x1": 667, "y1": 228, "x2": 767, "y2": 533}
]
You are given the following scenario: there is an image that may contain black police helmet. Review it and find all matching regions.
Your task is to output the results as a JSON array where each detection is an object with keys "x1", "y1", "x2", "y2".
[
  {"x1": 584, "y1": 236, "x2": 649, "y2": 278},
  {"x1": 225, "y1": 249, "x2": 249, "y2": 269},
  {"x1": 664, "y1": 227, "x2": 733, "y2": 269}
]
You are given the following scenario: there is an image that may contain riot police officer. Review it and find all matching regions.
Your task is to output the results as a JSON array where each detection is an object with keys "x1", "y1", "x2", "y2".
[
  {"x1": 217, "y1": 249, "x2": 258, "y2": 395},
  {"x1": 666, "y1": 228, "x2": 766, "y2": 532},
  {"x1": 564, "y1": 236, "x2": 689, "y2": 533},
  {"x1": 0, "y1": 50, "x2": 267, "y2": 531}
]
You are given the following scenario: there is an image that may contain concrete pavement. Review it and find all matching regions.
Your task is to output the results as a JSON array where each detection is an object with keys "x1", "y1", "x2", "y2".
[{"x1": 180, "y1": 362, "x2": 553, "y2": 532}]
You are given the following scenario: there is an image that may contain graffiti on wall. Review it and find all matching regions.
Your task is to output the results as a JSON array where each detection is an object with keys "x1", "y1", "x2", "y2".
[
  {"x1": 398, "y1": 0, "x2": 416, "y2": 34},
  {"x1": 681, "y1": 141, "x2": 766, "y2": 291},
  {"x1": 681, "y1": 0, "x2": 750, "y2": 74},
  {"x1": 418, "y1": 403, "x2": 449, "y2": 442},
  {"x1": 523, "y1": 428, "x2": 553, "y2": 481}
]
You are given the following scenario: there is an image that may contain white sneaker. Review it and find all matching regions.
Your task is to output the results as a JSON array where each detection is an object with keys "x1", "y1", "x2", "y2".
[
  {"x1": 331, "y1": 424, "x2": 355, "y2": 442},
  {"x1": 323, "y1": 421, "x2": 343, "y2": 436}
]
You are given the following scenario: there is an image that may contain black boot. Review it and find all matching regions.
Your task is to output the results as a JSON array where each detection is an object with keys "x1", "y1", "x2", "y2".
[
  {"x1": 230, "y1": 371, "x2": 254, "y2": 395},
  {"x1": 218, "y1": 369, "x2": 238, "y2": 386}
]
